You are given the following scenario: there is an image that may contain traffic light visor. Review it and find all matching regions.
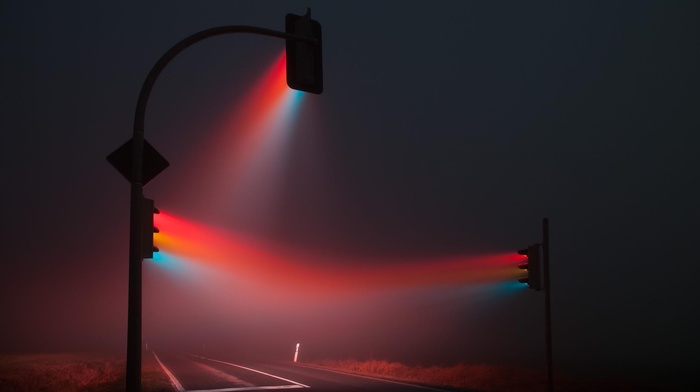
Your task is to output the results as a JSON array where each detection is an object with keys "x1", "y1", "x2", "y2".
[{"x1": 285, "y1": 10, "x2": 323, "y2": 94}]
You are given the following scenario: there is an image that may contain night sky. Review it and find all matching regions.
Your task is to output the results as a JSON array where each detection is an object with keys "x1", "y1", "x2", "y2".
[{"x1": 2, "y1": 0, "x2": 699, "y2": 387}]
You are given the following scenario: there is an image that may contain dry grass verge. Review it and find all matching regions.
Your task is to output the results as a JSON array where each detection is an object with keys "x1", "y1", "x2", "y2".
[
  {"x1": 0, "y1": 352, "x2": 173, "y2": 392},
  {"x1": 304, "y1": 359, "x2": 659, "y2": 392},
  {"x1": 305, "y1": 359, "x2": 542, "y2": 391}
]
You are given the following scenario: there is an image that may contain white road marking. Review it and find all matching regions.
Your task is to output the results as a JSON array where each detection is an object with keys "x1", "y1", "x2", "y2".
[
  {"x1": 188, "y1": 385, "x2": 305, "y2": 392},
  {"x1": 153, "y1": 351, "x2": 309, "y2": 392},
  {"x1": 190, "y1": 354, "x2": 310, "y2": 389},
  {"x1": 192, "y1": 361, "x2": 255, "y2": 387},
  {"x1": 152, "y1": 352, "x2": 186, "y2": 392}
]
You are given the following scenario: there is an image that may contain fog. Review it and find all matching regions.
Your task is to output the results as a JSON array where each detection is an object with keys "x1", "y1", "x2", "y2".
[
  {"x1": 140, "y1": 210, "x2": 531, "y2": 365},
  {"x1": 2, "y1": 1, "x2": 699, "y2": 387}
]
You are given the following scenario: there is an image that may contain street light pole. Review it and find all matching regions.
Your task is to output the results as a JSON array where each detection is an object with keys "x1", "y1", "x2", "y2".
[
  {"x1": 125, "y1": 25, "x2": 318, "y2": 392},
  {"x1": 542, "y1": 217, "x2": 553, "y2": 392}
]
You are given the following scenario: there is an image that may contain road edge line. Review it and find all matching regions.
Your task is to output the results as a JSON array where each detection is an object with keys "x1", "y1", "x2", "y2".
[{"x1": 153, "y1": 351, "x2": 186, "y2": 392}]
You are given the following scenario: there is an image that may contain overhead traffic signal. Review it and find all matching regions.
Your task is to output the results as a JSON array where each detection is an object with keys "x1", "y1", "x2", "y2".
[
  {"x1": 285, "y1": 8, "x2": 323, "y2": 94},
  {"x1": 517, "y1": 244, "x2": 543, "y2": 291},
  {"x1": 142, "y1": 198, "x2": 160, "y2": 259}
]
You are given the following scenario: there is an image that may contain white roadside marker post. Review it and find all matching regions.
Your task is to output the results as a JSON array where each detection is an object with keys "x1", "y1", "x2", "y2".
[{"x1": 294, "y1": 343, "x2": 300, "y2": 362}]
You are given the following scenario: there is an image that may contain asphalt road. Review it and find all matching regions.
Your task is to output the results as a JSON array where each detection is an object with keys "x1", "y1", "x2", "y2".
[{"x1": 152, "y1": 352, "x2": 465, "y2": 392}]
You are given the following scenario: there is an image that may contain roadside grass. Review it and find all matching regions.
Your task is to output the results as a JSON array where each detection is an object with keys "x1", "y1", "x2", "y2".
[
  {"x1": 304, "y1": 359, "x2": 658, "y2": 392},
  {"x1": 0, "y1": 352, "x2": 173, "y2": 392}
]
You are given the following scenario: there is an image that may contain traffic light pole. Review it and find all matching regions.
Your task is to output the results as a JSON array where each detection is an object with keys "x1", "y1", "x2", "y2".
[
  {"x1": 542, "y1": 217, "x2": 553, "y2": 392},
  {"x1": 125, "y1": 26, "x2": 317, "y2": 391}
]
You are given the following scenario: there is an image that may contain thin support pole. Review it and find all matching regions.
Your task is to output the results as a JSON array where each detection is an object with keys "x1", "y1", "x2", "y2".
[{"x1": 543, "y1": 217, "x2": 553, "y2": 392}]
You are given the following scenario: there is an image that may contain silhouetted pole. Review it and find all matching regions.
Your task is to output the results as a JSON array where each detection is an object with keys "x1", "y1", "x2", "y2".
[
  {"x1": 542, "y1": 218, "x2": 553, "y2": 392},
  {"x1": 125, "y1": 26, "x2": 317, "y2": 392}
]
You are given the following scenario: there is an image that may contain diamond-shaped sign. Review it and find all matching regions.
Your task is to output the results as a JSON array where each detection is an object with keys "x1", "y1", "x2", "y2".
[{"x1": 107, "y1": 138, "x2": 169, "y2": 186}]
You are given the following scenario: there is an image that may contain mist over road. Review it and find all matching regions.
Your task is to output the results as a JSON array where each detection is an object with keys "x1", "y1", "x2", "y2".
[{"x1": 153, "y1": 352, "x2": 459, "y2": 392}]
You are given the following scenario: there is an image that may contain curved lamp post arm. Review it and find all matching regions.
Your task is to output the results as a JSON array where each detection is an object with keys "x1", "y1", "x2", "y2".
[
  {"x1": 130, "y1": 26, "x2": 315, "y2": 185},
  {"x1": 133, "y1": 26, "x2": 315, "y2": 144}
]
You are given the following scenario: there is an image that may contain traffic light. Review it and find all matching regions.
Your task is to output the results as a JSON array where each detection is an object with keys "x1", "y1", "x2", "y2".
[
  {"x1": 517, "y1": 244, "x2": 543, "y2": 291},
  {"x1": 285, "y1": 8, "x2": 323, "y2": 94},
  {"x1": 142, "y1": 198, "x2": 160, "y2": 259}
]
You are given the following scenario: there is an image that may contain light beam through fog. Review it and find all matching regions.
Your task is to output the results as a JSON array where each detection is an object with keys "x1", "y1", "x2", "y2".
[
  {"x1": 153, "y1": 210, "x2": 525, "y2": 297},
  {"x1": 178, "y1": 51, "x2": 303, "y2": 228},
  {"x1": 145, "y1": 211, "x2": 530, "y2": 363},
  {"x1": 143, "y1": 50, "x2": 530, "y2": 364}
]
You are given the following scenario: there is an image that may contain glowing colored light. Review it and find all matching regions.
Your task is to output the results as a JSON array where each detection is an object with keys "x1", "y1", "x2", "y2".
[
  {"x1": 152, "y1": 211, "x2": 531, "y2": 297},
  {"x1": 146, "y1": 52, "x2": 523, "y2": 298},
  {"x1": 205, "y1": 51, "x2": 304, "y2": 181},
  {"x1": 175, "y1": 50, "x2": 305, "y2": 223}
]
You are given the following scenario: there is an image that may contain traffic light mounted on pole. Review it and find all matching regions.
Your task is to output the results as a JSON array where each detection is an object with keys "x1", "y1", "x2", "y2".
[
  {"x1": 285, "y1": 8, "x2": 323, "y2": 94},
  {"x1": 142, "y1": 198, "x2": 160, "y2": 259},
  {"x1": 517, "y1": 244, "x2": 543, "y2": 291},
  {"x1": 108, "y1": 11, "x2": 325, "y2": 390}
]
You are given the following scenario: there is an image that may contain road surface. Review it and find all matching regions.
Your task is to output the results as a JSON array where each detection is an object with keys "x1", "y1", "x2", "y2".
[{"x1": 152, "y1": 352, "x2": 465, "y2": 392}]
